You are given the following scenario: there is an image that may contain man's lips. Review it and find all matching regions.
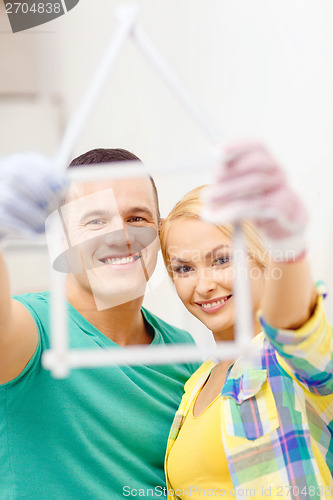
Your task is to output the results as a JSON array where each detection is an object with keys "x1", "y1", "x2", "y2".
[
  {"x1": 99, "y1": 254, "x2": 141, "y2": 266},
  {"x1": 195, "y1": 295, "x2": 232, "y2": 313},
  {"x1": 52, "y1": 226, "x2": 158, "y2": 274}
]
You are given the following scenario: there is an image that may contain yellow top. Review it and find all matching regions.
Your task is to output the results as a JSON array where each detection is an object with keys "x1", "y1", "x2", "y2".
[
  {"x1": 165, "y1": 293, "x2": 333, "y2": 500},
  {"x1": 167, "y1": 389, "x2": 234, "y2": 498}
]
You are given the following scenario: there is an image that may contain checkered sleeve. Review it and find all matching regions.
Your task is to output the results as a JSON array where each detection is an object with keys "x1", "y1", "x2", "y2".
[{"x1": 259, "y1": 283, "x2": 333, "y2": 396}]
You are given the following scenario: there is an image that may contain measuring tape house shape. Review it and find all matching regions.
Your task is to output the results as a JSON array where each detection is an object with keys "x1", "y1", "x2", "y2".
[{"x1": 37, "y1": 3, "x2": 255, "y2": 378}]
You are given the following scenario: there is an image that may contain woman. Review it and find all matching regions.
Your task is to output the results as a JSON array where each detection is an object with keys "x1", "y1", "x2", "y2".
[{"x1": 160, "y1": 143, "x2": 333, "y2": 499}]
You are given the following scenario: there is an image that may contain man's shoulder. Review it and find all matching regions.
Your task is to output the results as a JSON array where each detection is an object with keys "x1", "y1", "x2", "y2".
[
  {"x1": 13, "y1": 290, "x2": 50, "y2": 309},
  {"x1": 142, "y1": 307, "x2": 195, "y2": 345},
  {"x1": 12, "y1": 290, "x2": 50, "y2": 326}
]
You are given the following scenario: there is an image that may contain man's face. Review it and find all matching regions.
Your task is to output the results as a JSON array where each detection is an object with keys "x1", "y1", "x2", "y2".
[{"x1": 61, "y1": 176, "x2": 160, "y2": 310}]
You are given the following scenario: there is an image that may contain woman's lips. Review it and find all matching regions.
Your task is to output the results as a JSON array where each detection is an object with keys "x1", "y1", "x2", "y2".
[{"x1": 195, "y1": 295, "x2": 232, "y2": 313}]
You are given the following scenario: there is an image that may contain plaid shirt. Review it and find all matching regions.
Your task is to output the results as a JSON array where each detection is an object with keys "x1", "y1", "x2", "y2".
[{"x1": 165, "y1": 289, "x2": 333, "y2": 499}]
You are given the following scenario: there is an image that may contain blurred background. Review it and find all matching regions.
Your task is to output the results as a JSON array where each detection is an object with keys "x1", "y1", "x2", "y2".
[{"x1": 1, "y1": 0, "x2": 333, "y2": 344}]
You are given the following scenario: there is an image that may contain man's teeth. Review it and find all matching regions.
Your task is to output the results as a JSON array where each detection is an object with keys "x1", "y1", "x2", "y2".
[
  {"x1": 103, "y1": 256, "x2": 136, "y2": 265},
  {"x1": 201, "y1": 297, "x2": 229, "y2": 309}
]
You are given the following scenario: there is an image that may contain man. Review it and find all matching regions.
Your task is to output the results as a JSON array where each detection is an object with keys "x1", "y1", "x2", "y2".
[{"x1": 0, "y1": 149, "x2": 198, "y2": 499}]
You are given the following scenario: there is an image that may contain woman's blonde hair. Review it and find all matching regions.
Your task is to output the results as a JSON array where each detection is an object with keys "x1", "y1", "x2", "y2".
[{"x1": 160, "y1": 185, "x2": 270, "y2": 278}]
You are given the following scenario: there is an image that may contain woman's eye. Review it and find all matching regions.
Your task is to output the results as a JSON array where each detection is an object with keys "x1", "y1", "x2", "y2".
[
  {"x1": 214, "y1": 256, "x2": 230, "y2": 266},
  {"x1": 172, "y1": 265, "x2": 193, "y2": 275}
]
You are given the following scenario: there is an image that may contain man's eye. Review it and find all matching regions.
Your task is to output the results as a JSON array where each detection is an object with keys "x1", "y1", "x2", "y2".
[
  {"x1": 86, "y1": 219, "x2": 106, "y2": 226},
  {"x1": 128, "y1": 216, "x2": 146, "y2": 223}
]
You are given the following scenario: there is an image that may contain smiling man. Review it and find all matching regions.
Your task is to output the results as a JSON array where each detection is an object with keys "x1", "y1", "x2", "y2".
[
  {"x1": 62, "y1": 174, "x2": 159, "y2": 313},
  {"x1": 0, "y1": 148, "x2": 198, "y2": 499}
]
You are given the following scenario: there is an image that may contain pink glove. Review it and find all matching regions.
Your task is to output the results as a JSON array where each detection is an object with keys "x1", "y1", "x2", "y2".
[{"x1": 201, "y1": 142, "x2": 308, "y2": 262}]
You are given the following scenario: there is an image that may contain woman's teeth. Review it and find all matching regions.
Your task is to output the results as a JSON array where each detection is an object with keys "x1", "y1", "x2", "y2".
[{"x1": 201, "y1": 297, "x2": 230, "y2": 309}]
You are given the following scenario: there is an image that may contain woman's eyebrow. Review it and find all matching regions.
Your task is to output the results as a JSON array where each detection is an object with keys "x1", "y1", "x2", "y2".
[
  {"x1": 204, "y1": 244, "x2": 230, "y2": 260},
  {"x1": 170, "y1": 257, "x2": 191, "y2": 263},
  {"x1": 170, "y1": 245, "x2": 230, "y2": 263}
]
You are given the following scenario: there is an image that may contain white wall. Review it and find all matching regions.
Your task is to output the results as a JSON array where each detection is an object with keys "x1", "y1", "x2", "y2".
[{"x1": 1, "y1": 0, "x2": 333, "y2": 341}]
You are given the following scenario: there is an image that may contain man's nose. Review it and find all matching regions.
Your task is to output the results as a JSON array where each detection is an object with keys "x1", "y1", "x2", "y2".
[
  {"x1": 104, "y1": 226, "x2": 157, "y2": 253},
  {"x1": 103, "y1": 227, "x2": 132, "y2": 248}
]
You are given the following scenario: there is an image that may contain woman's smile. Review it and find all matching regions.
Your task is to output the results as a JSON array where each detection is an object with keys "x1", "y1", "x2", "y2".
[{"x1": 195, "y1": 295, "x2": 232, "y2": 313}]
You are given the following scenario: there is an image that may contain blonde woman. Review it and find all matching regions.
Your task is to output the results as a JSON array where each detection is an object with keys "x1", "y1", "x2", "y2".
[{"x1": 161, "y1": 142, "x2": 333, "y2": 499}]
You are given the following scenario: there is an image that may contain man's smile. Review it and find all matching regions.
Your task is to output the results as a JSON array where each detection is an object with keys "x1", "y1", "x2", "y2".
[{"x1": 98, "y1": 254, "x2": 141, "y2": 266}]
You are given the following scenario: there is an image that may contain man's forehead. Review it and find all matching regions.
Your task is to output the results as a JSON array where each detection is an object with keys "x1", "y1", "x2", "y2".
[
  {"x1": 64, "y1": 176, "x2": 159, "y2": 223},
  {"x1": 68, "y1": 176, "x2": 154, "y2": 201}
]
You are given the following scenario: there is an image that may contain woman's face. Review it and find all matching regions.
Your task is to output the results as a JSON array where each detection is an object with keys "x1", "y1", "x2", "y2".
[{"x1": 166, "y1": 218, "x2": 265, "y2": 341}]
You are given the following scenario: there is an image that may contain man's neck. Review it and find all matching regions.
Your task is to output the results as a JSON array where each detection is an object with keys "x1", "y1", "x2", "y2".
[{"x1": 66, "y1": 279, "x2": 153, "y2": 346}]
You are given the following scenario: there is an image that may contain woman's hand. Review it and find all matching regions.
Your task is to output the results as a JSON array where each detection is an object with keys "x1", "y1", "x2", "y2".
[{"x1": 201, "y1": 141, "x2": 308, "y2": 263}]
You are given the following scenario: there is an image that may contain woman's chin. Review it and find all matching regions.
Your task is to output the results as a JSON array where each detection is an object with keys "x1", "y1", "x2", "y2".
[{"x1": 190, "y1": 310, "x2": 234, "y2": 341}]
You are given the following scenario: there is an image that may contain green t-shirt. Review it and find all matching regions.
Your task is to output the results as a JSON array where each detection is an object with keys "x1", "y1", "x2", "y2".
[{"x1": 1, "y1": 291, "x2": 198, "y2": 499}]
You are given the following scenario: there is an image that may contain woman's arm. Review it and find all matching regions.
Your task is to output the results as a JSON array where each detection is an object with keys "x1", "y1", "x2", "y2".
[
  {"x1": 262, "y1": 257, "x2": 317, "y2": 330},
  {"x1": 202, "y1": 141, "x2": 332, "y2": 392},
  {"x1": 202, "y1": 141, "x2": 315, "y2": 330}
]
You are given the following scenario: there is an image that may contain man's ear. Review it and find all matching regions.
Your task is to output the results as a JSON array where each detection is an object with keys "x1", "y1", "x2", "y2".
[{"x1": 158, "y1": 218, "x2": 165, "y2": 237}]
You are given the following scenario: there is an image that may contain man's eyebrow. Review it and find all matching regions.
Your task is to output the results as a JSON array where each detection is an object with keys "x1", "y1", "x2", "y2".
[
  {"x1": 79, "y1": 209, "x2": 112, "y2": 222},
  {"x1": 79, "y1": 206, "x2": 155, "y2": 223},
  {"x1": 124, "y1": 206, "x2": 155, "y2": 218}
]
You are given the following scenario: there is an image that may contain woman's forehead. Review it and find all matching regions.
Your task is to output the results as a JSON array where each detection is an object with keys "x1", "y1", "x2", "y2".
[{"x1": 167, "y1": 218, "x2": 231, "y2": 256}]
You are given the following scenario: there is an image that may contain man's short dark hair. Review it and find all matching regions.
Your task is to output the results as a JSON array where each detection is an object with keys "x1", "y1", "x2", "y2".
[{"x1": 68, "y1": 148, "x2": 160, "y2": 220}]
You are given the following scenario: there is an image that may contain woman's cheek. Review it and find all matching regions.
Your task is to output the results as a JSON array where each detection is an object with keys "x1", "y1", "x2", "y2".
[
  {"x1": 174, "y1": 277, "x2": 192, "y2": 302},
  {"x1": 215, "y1": 266, "x2": 234, "y2": 287}
]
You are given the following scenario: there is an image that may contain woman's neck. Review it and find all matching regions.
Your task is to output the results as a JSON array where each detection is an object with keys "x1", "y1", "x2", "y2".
[{"x1": 212, "y1": 319, "x2": 261, "y2": 342}]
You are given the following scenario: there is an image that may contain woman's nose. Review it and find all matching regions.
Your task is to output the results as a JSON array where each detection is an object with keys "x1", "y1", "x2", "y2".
[{"x1": 195, "y1": 268, "x2": 217, "y2": 296}]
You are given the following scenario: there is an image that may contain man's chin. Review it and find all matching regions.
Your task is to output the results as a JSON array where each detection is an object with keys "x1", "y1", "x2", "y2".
[
  {"x1": 92, "y1": 286, "x2": 147, "y2": 311},
  {"x1": 86, "y1": 260, "x2": 156, "y2": 310}
]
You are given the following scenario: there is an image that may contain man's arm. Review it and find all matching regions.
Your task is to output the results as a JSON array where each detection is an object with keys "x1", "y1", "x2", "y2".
[
  {"x1": 0, "y1": 255, "x2": 39, "y2": 384},
  {"x1": 0, "y1": 152, "x2": 67, "y2": 383},
  {"x1": 0, "y1": 255, "x2": 38, "y2": 384}
]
